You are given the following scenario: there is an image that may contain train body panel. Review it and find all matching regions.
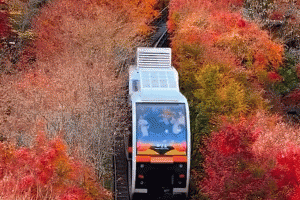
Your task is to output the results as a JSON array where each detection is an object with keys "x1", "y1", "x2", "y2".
[{"x1": 127, "y1": 48, "x2": 191, "y2": 198}]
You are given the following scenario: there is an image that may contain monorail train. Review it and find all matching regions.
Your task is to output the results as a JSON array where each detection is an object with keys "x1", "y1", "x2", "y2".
[{"x1": 125, "y1": 47, "x2": 191, "y2": 198}]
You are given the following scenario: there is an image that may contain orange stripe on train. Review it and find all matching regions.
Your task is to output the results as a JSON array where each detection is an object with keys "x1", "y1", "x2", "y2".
[{"x1": 136, "y1": 156, "x2": 187, "y2": 163}]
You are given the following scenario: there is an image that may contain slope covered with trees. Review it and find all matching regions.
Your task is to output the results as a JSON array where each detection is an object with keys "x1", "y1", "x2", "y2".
[
  {"x1": 0, "y1": 0, "x2": 164, "y2": 198},
  {"x1": 168, "y1": 0, "x2": 300, "y2": 199}
]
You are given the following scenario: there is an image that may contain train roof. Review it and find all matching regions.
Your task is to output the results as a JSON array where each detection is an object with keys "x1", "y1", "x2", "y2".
[{"x1": 129, "y1": 48, "x2": 188, "y2": 104}]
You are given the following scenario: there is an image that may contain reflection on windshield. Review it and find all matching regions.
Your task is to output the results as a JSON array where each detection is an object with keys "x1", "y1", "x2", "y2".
[
  {"x1": 138, "y1": 115, "x2": 149, "y2": 137},
  {"x1": 136, "y1": 103, "x2": 187, "y2": 155}
]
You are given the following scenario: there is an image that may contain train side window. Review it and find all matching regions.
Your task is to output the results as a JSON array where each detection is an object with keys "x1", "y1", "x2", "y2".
[{"x1": 132, "y1": 80, "x2": 139, "y2": 92}]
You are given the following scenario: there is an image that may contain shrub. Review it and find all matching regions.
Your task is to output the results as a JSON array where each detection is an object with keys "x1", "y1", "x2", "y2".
[
  {"x1": 252, "y1": 112, "x2": 300, "y2": 198},
  {"x1": 199, "y1": 119, "x2": 276, "y2": 200},
  {"x1": 0, "y1": 127, "x2": 111, "y2": 199},
  {"x1": 272, "y1": 52, "x2": 299, "y2": 95},
  {"x1": 193, "y1": 64, "x2": 265, "y2": 120},
  {"x1": 283, "y1": 88, "x2": 300, "y2": 106},
  {"x1": 271, "y1": 144, "x2": 300, "y2": 199},
  {"x1": 200, "y1": 114, "x2": 300, "y2": 199}
]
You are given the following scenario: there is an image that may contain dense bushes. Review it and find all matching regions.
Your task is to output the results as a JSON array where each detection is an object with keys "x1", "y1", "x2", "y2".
[
  {"x1": 169, "y1": 0, "x2": 284, "y2": 79},
  {"x1": 0, "y1": 123, "x2": 111, "y2": 199},
  {"x1": 198, "y1": 117, "x2": 300, "y2": 200},
  {"x1": 168, "y1": 0, "x2": 275, "y2": 142},
  {"x1": 272, "y1": 52, "x2": 299, "y2": 95},
  {"x1": 199, "y1": 119, "x2": 273, "y2": 199}
]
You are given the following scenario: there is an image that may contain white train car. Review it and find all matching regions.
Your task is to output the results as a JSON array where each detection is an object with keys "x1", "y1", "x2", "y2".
[{"x1": 126, "y1": 47, "x2": 191, "y2": 198}]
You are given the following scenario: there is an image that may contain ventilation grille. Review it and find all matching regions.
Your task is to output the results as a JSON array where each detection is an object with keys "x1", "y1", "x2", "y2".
[
  {"x1": 137, "y1": 48, "x2": 171, "y2": 68},
  {"x1": 141, "y1": 70, "x2": 177, "y2": 89}
]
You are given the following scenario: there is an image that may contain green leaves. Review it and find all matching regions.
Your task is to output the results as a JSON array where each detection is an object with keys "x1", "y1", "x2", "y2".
[{"x1": 273, "y1": 52, "x2": 299, "y2": 95}]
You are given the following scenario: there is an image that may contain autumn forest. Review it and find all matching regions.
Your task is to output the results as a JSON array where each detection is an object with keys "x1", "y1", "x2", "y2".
[{"x1": 0, "y1": 0, "x2": 300, "y2": 199}]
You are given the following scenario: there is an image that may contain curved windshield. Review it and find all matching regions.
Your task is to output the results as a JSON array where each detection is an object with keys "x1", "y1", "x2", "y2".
[{"x1": 136, "y1": 103, "x2": 187, "y2": 155}]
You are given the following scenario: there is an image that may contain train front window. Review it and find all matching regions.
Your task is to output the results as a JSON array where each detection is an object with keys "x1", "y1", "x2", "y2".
[{"x1": 136, "y1": 103, "x2": 187, "y2": 155}]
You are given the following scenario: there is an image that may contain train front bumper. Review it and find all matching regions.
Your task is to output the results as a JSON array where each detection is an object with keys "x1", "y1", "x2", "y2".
[{"x1": 134, "y1": 163, "x2": 188, "y2": 195}]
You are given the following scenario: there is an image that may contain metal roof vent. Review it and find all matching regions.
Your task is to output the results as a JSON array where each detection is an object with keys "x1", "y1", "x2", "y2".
[{"x1": 137, "y1": 47, "x2": 171, "y2": 68}]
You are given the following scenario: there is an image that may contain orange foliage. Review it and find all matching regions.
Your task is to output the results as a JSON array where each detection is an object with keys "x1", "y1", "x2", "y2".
[
  {"x1": 127, "y1": 0, "x2": 159, "y2": 20},
  {"x1": 18, "y1": 70, "x2": 51, "y2": 91},
  {"x1": 106, "y1": 0, "x2": 160, "y2": 35},
  {"x1": 297, "y1": 63, "x2": 300, "y2": 78},
  {"x1": 169, "y1": 0, "x2": 283, "y2": 80}
]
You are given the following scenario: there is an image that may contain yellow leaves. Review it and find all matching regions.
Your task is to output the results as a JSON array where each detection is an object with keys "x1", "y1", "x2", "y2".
[
  {"x1": 193, "y1": 64, "x2": 249, "y2": 117},
  {"x1": 217, "y1": 79, "x2": 248, "y2": 116},
  {"x1": 55, "y1": 157, "x2": 73, "y2": 180}
]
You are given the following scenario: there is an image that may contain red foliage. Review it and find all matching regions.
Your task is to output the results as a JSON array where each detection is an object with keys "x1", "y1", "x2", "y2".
[
  {"x1": 270, "y1": 11, "x2": 285, "y2": 20},
  {"x1": 33, "y1": 0, "x2": 94, "y2": 59},
  {"x1": 237, "y1": 19, "x2": 246, "y2": 28},
  {"x1": 19, "y1": 174, "x2": 36, "y2": 192},
  {"x1": 271, "y1": 144, "x2": 300, "y2": 198},
  {"x1": 0, "y1": 128, "x2": 110, "y2": 199},
  {"x1": 210, "y1": 11, "x2": 246, "y2": 32},
  {"x1": 196, "y1": 0, "x2": 244, "y2": 11},
  {"x1": 168, "y1": 0, "x2": 190, "y2": 33},
  {"x1": 291, "y1": 186, "x2": 300, "y2": 200},
  {"x1": 201, "y1": 117, "x2": 300, "y2": 199},
  {"x1": 284, "y1": 88, "x2": 300, "y2": 105},
  {"x1": 268, "y1": 71, "x2": 283, "y2": 82},
  {"x1": 0, "y1": 2, "x2": 11, "y2": 38},
  {"x1": 199, "y1": 119, "x2": 273, "y2": 199},
  {"x1": 216, "y1": 0, "x2": 244, "y2": 8},
  {"x1": 60, "y1": 186, "x2": 92, "y2": 200}
]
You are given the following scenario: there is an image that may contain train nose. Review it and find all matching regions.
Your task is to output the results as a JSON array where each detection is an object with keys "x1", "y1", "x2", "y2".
[{"x1": 136, "y1": 163, "x2": 187, "y2": 194}]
